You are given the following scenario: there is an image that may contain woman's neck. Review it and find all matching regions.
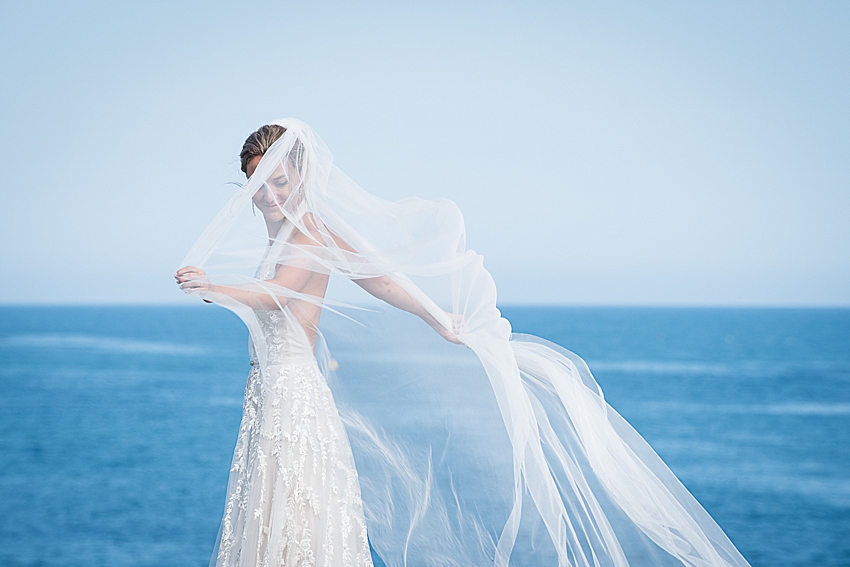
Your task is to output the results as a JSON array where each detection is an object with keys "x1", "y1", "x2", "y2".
[{"x1": 265, "y1": 217, "x2": 286, "y2": 240}]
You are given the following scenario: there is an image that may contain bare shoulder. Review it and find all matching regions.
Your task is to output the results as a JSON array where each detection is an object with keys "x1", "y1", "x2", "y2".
[
  {"x1": 290, "y1": 213, "x2": 324, "y2": 244},
  {"x1": 291, "y1": 213, "x2": 357, "y2": 253}
]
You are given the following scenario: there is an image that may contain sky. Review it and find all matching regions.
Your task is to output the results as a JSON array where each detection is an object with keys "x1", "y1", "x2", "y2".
[{"x1": 0, "y1": 0, "x2": 848, "y2": 306}]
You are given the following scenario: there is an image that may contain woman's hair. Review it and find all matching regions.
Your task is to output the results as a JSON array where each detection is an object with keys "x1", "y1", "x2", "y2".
[{"x1": 240, "y1": 124, "x2": 287, "y2": 174}]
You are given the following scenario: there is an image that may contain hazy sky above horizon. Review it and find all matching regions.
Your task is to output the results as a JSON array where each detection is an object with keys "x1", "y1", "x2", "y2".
[{"x1": 1, "y1": 1, "x2": 848, "y2": 306}]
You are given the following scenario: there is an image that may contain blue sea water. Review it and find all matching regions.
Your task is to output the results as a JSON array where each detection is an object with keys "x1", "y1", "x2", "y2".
[{"x1": 0, "y1": 306, "x2": 848, "y2": 567}]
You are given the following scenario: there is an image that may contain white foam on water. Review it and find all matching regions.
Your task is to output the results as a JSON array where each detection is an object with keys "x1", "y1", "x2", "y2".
[
  {"x1": 637, "y1": 401, "x2": 850, "y2": 416},
  {"x1": 588, "y1": 359, "x2": 850, "y2": 377},
  {"x1": 0, "y1": 334, "x2": 209, "y2": 355}
]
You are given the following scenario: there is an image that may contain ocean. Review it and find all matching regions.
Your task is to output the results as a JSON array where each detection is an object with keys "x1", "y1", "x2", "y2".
[{"x1": 0, "y1": 306, "x2": 848, "y2": 567}]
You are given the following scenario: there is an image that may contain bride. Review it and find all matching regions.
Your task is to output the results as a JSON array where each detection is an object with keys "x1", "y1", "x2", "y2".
[{"x1": 175, "y1": 119, "x2": 751, "y2": 567}]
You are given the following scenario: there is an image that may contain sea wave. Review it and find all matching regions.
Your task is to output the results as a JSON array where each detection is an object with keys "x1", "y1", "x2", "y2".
[
  {"x1": 588, "y1": 361, "x2": 731, "y2": 374},
  {"x1": 587, "y1": 359, "x2": 849, "y2": 377},
  {"x1": 0, "y1": 334, "x2": 209, "y2": 355},
  {"x1": 676, "y1": 463, "x2": 850, "y2": 508},
  {"x1": 638, "y1": 401, "x2": 850, "y2": 416}
]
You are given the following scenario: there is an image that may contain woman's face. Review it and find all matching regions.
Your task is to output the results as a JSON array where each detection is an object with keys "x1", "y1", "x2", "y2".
[{"x1": 247, "y1": 155, "x2": 300, "y2": 222}]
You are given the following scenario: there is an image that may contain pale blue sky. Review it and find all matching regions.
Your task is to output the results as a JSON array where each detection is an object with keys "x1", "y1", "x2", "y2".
[{"x1": 1, "y1": 1, "x2": 848, "y2": 305}]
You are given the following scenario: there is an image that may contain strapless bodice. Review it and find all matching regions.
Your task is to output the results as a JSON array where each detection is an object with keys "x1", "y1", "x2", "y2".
[{"x1": 249, "y1": 308, "x2": 315, "y2": 367}]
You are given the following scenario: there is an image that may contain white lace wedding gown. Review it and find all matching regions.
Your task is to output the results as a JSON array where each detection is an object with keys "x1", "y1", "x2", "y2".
[{"x1": 210, "y1": 306, "x2": 373, "y2": 567}]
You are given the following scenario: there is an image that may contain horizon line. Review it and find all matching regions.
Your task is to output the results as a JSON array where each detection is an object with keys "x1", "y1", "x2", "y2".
[{"x1": 1, "y1": 302, "x2": 848, "y2": 310}]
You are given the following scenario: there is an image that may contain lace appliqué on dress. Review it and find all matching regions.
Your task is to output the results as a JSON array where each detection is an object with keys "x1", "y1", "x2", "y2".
[{"x1": 212, "y1": 310, "x2": 372, "y2": 567}]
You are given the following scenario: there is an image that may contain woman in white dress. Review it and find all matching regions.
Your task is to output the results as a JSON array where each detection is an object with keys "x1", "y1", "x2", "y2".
[
  {"x1": 176, "y1": 120, "x2": 751, "y2": 567},
  {"x1": 177, "y1": 124, "x2": 459, "y2": 567}
]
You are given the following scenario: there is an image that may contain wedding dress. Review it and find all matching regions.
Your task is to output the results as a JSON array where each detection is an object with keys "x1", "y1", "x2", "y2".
[
  {"x1": 208, "y1": 260, "x2": 373, "y2": 566},
  {"x1": 181, "y1": 119, "x2": 751, "y2": 567}
]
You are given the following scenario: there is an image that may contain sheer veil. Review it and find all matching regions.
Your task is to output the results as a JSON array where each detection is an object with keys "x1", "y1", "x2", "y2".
[{"x1": 180, "y1": 119, "x2": 751, "y2": 567}]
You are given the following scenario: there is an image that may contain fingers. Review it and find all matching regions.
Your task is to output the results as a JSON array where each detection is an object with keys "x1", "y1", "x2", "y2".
[
  {"x1": 174, "y1": 266, "x2": 206, "y2": 284},
  {"x1": 439, "y1": 327, "x2": 463, "y2": 345},
  {"x1": 448, "y1": 312, "x2": 468, "y2": 346},
  {"x1": 448, "y1": 311, "x2": 465, "y2": 335},
  {"x1": 178, "y1": 270, "x2": 209, "y2": 292},
  {"x1": 175, "y1": 264, "x2": 211, "y2": 300},
  {"x1": 179, "y1": 281, "x2": 206, "y2": 292}
]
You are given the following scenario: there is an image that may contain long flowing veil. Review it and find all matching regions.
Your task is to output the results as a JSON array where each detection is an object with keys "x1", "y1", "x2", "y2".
[{"x1": 180, "y1": 119, "x2": 750, "y2": 567}]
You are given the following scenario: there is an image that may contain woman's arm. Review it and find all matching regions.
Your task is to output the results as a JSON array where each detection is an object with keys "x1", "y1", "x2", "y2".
[
  {"x1": 177, "y1": 216, "x2": 462, "y2": 342},
  {"x1": 354, "y1": 275, "x2": 433, "y2": 322},
  {"x1": 323, "y1": 226, "x2": 462, "y2": 343},
  {"x1": 354, "y1": 275, "x2": 463, "y2": 344},
  {"x1": 175, "y1": 266, "x2": 313, "y2": 310},
  {"x1": 175, "y1": 230, "x2": 317, "y2": 310}
]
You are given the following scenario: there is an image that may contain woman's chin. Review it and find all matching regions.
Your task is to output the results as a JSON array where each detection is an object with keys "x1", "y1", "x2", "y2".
[{"x1": 262, "y1": 210, "x2": 286, "y2": 223}]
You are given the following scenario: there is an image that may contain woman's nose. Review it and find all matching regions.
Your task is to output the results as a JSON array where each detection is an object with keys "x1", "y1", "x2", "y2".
[{"x1": 260, "y1": 188, "x2": 278, "y2": 204}]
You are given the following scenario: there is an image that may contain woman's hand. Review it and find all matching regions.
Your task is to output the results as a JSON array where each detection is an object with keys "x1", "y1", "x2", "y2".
[
  {"x1": 431, "y1": 311, "x2": 465, "y2": 345},
  {"x1": 175, "y1": 266, "x2": 212, "y2": 295}
]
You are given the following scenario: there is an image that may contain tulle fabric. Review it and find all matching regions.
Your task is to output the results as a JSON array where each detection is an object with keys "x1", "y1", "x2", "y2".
[{"x1": 181, "y1": 119, "x2": 750, "y2": 567}]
